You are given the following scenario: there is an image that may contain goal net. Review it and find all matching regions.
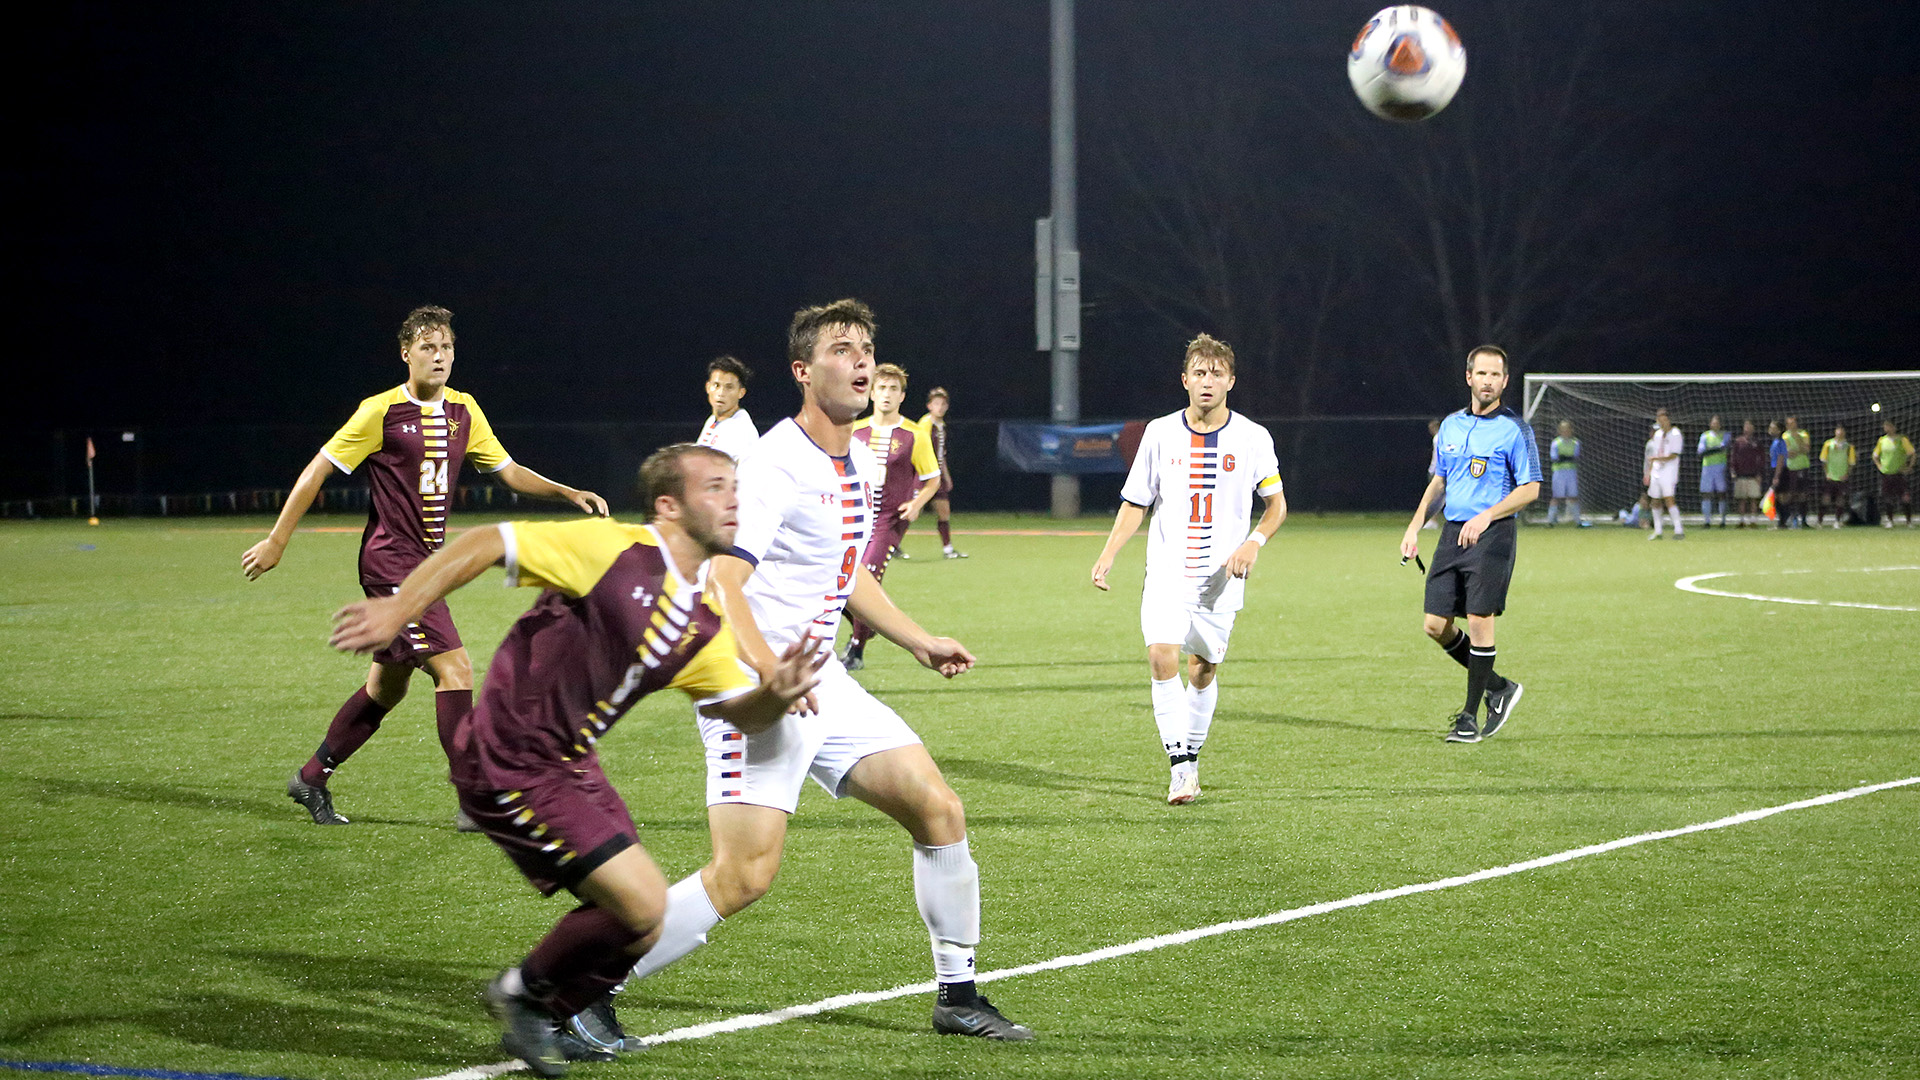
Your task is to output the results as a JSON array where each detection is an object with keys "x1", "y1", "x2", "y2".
[{"x1": 1521, "y1": 372, "x2": 1920, "y2": 523}]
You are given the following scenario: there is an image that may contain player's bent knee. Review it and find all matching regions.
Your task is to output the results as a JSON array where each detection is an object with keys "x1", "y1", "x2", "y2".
[
  {"x1": 706, "y1": 853, "x2": 778, "y2": 914},
  {"x1": 1422, "y1": 615, "x2": 1452, "y2": 640},
  {"x1": 429, "y1": 649, "x2": 474, "y2": 691}
]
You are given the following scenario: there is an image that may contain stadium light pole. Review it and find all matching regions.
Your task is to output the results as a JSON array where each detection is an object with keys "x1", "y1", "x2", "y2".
[{"x1": 1043, "y1": 0, "x2": 1081, "y2": 518}]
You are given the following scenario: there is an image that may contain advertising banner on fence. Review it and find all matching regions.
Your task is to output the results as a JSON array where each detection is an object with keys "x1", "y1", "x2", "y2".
[{"x1": 997, "y1": 422, "x2": 1130, "y2": 474}]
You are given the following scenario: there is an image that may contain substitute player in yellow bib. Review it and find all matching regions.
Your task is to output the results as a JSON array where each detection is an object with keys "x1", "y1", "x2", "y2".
[{"x1": 1091, "y1": 334, "x2": 1286, "y2": 805}]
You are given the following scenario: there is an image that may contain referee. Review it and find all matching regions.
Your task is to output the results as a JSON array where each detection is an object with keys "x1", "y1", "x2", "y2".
[{"x1": 1399, "y1": 345, "x2": 1542, "y2": 743}]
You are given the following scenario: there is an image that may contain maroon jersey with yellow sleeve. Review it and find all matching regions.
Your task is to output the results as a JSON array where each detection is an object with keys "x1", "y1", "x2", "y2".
[
  {"x1": 322, "y1": 385, "x2": 512, "y2": 584},
  {"x1": 472, "y1": 518, "x2": 754, "y2": 789},
  {"x1": 852, "y1": 417, "x2": 941, "y2": 525}
]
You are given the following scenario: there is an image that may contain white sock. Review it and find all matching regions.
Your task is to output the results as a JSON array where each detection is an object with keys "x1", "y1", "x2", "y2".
[
  {"x1": 1670, "y1": 507, "x2": 1685, "y2": 535},
  {"x1": 625, "y1": 871, "x2": 722, "y2": 984},
  {"x1": 1651, "y1": 509, "x2": 1663, "y2": 535},
  {"x1": 913, "y1": 839, "x2": 980, "y2": 983},
  {"x1": 1151, "y1": 676, "x2": 1185, "y2": 759},
  {"x1": 1186, "y1": 680, "x2": 1218, "y2": 758}
]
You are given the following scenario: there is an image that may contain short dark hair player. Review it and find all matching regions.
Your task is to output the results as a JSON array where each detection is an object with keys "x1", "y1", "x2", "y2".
[
  {"x1": 242, "y1": 305, "x2": 609, "y2": 825},
  {"x1": 1399, "y1": 345, "x2": 1542, "y2": 744},
  {"x1": 328, "y1": 444, "x2": 822, "y2": 1075}
]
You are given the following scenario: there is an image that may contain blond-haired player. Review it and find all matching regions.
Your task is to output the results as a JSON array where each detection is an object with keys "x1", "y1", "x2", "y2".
[{"x1": 1091, "y1": 334, "x2": 1286, "y2": 805}]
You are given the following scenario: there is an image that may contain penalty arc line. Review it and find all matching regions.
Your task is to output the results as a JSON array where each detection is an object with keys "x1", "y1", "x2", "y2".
[
  {"x1": 1675, "y1": 565, "x2": 1920, "y2": 612},
  {"x1": 417, "y1": 774, "x2": 1919, "y2": 1080}
]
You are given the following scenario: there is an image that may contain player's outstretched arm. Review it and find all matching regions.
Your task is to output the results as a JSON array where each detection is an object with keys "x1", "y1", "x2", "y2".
[
  {"x1": 242, "y1": 451, "x2": 334, "y2": 580},
  {"x1": 1091, "y1": 502, "x2": 1146, "y2": 591},
  {"x1": 846, "y1": 566, "x2": 974, "y2": 678},
  {"x1": 1226, "y1": 489, "x2": 1287, "y2": 579},
  {"x1": 330, "y1": 525, "x2": 506, "y2": 653},
  {"x1": 1401, "y1": 474, "x2": 1446, "y2": 558},
  {"x1": 493, "y1": 462, "x2": 609, "y2": 516},
  {"x1": 700, "y1": 637, "x2": 828, "y2": 735}
]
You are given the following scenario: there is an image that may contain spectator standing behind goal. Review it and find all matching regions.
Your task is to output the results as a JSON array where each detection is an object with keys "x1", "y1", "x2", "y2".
[
  {"x1": 1818, "y1": 424, "x2": 1856, "y2": 528},
  {"x1": 1766, "y1": 421, "x2": 1790, "y2": 528},
  {"x1": 1780, "y1": 415, "x2": 1813, "y2": 528},
  {"x1": 1646, "y1": 409, "x2": 1685, "y2": 540},
  {"x1": 1874, "y1": 420, "x2": 1915, "y2": 527},
  {"x1": 696, "y1": 355, "x2": 759, "y2": 462},
  {"x1": 1730, "y1": 419, "x2": 1768, "y2": 528},
  {"x1": 1544, "y1": 420, "x2": 1588, "y2": 527},
  {"x1": 1697, "y1": 415, "x2": 1730, "y2": 528}
]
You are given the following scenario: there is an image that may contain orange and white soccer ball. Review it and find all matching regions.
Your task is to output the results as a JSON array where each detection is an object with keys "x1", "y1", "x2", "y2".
[{"x1": 1347, "y1": 6, "x2": 1466, "y2": 122}]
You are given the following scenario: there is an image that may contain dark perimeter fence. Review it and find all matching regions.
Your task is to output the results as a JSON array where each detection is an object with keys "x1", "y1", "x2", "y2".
[{"x1": 4, "y1": 417, "x2": 1440, "y2": 519}]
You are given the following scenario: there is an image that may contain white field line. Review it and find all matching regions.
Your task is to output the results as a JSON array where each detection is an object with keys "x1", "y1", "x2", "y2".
[
  {"x1": 419, "y1": 774, "x2": 1920, "y2": 1080},
  {"x1": 1676, "y1": 564, "x2": 1920, "y2": 611}
]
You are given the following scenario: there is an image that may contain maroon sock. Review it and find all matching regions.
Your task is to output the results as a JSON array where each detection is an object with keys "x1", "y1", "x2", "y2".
[
  {"x1": 937, "y1": 518, "x2": 952, "y2": 546},
  {"x1": 434, "y1": 688, "x2": 472, "y2": 761},
  {"x1": 300, "y1": 688, "x2": 392, "y2": 786},
  {"x1": 848, "y1": 617, "x2": 875, "y2": 649},
  {"x1": 521, "y1": 904, "x2": 645, "y2": 1017}
]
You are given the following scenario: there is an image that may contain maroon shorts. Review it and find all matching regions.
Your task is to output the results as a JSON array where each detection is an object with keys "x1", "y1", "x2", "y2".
[
  {"x1": 362, "y1": 581, "x2": 462, "y2": 668},
  {"x1": 936, "y1": 471, "x2": 954, "y2": 497},
  {"x1": 861, "y1": 515, "x2": 906, "y2": 579},
  {"x1": 454, "y1": 757, "x2": 637, "y2": 897},
  {"x1": 1823, "y1": 479, "x2": 1849, "y2": 502},
  {"x1": 1882, "y1": 474, "x2": 1910, "y2": 502}
]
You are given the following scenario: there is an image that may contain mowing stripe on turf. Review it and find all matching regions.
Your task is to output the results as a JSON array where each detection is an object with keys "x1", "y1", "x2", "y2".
[
  {"x1": 419, "y1": 775, "x2": 1919, "y2": 1079},
  {"x1": 1676, "y1": 565, "x2": 1920, "y2": 611},
  {"x1": 0, "y1": 1061, "x2": 306, "y2": 1079}
]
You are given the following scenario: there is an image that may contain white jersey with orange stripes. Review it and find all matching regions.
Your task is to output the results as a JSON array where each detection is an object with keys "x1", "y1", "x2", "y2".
[
  {"x1": 1120, "y1": 410, "x2": 1283, "y2": 613},
  {"x1": 729, "y1": 418, "x2": 877, "y2": 652}
]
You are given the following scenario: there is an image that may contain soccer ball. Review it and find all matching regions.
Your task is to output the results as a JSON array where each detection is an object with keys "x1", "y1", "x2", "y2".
[{"x1": 1347, "y1": 6, "x2": 1466, "y2": 122}]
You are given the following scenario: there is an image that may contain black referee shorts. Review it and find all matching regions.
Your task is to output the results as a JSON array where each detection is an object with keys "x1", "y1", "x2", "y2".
[{"x1": 1425, "y1": 517, "x2": 1518, "y2": 618}]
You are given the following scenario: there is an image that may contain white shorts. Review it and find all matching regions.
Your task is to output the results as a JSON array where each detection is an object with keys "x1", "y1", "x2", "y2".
[
  {"x1": 695, "y1": 661, "x2": 922, "y2": 813},
  {"x1": 1140, "y1": 601, "x2": 1237, "y2": 663},
  {"x1": 1648, "y1": 467, "x2": 1680, "y2": 500}
]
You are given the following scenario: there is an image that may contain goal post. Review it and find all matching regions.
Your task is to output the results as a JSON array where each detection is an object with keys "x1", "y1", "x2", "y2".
[{"x1": 1521, "y1": 371, "x2": 1920, "y2": 524}]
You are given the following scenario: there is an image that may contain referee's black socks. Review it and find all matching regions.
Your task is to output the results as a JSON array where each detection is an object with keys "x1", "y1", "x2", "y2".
[
  {"x1": 1465, "y1": 646, "x2": 1498, "y2": 716},
  {"x1": 1439, "y1": 626, "x2": 1472, "y2": 668},
  {"x1": 1441, "y1": 628, "x2": 1509, "y2": 706}
]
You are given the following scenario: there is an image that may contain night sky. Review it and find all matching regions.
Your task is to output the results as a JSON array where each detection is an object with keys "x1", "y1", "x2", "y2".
[{"x1": 18, "y1": 0, "x2": 1920, "y2": 440}]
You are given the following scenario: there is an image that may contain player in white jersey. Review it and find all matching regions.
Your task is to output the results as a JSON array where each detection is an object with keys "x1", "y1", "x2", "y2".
[
  {"x1": 1090, "y1": 334, "x2": 1285, "y2": 806},
  {"x1": 695, "y1": 354, "x2": 759, "y2": 461},
  {"x1": 1646, "y1": 408, "x2": 1685, "y2": 540},
  {"x1": 583, "y1": 299, "x2": 1033, "y2": 1045}
]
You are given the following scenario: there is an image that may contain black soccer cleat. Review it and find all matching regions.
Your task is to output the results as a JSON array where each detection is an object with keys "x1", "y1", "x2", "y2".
[
  {"x1": 1444, "y1": 712, "x2": 1481, "y2": 744},
  {"x1": 933, "y1": 994, "x2": 1036, "y2": 1041},
  {"x1": 841, "y1": 641, "x2": 865, "y2": 672},
  {"x1": 563, "y1": 994, "x2": 632, "y2": 1057},
  {"x1": 1482, "y1": 680, "x2": 1524, "y2": 739},
  {"x1": 454, "y1": 808, "x2": 482, "y2": 833},
  {"x1": 287, "y1": 771, "x2": 350, "y2": 825},
  {"x1": 486, "y1": 971, "x2": 569, "y2": 1077}
]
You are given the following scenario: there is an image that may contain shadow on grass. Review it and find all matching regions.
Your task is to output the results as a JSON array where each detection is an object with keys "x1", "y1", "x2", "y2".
[
  {"x1": 21, "y1": 775, "x2": 455, "y2": 832},
  {"x1": 0, "y1": 988, "x2": 490, "y2": 1066},
  {"x1": 938, "y1": 756, "x2": 1154, "y2": 799},
  {"x1": 1239, "y1": 711, "x2": 1434, "y2": 736}
]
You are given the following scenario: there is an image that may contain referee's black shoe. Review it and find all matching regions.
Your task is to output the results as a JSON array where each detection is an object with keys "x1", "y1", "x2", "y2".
[
  {"x1": 1482, "y1": 680, "x2": 1524, "y2": 739},
  {"x1": 1444, "y1": 712, "x2": 1481, "y2": 743}
]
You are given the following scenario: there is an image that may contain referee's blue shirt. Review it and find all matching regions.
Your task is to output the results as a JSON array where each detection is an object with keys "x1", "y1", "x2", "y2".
[{"x1": 1435, "y1": 406, "x2": 1543, "y2": 522}]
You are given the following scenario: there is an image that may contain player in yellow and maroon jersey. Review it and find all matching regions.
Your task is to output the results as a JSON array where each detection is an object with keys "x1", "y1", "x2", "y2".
[
  {"x1": 241, "y1": 305, "x2": 609, "y2": 827},
  {"x1": 841, "y1": 363, "x2": 941, "y2": 671},
  {"x1": 330, "y1": 444, "x2": 822, "y2": 1074},
  {"x1": 918, "y1": 385, "x2": 967, "y2": 558}
]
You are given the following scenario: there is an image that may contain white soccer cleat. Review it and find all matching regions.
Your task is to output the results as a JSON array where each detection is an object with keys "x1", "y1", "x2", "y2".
[{"x1": 1167, "y1": 766, "x2": 1200, "y2": 806}]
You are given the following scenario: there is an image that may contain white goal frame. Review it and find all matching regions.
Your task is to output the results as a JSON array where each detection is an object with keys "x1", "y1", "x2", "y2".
[{"x1": 1521, "y1": 371, "x2": 1920, "y2": 524}]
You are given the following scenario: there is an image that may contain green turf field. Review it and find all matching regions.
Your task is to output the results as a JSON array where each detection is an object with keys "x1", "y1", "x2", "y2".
[{"x1": 2, "y1": 513, "x2": 1915, "y2": 1080}]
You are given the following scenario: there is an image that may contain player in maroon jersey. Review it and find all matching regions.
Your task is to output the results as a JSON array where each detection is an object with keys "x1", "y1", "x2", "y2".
[
  {"x1": 841, "y1": 363, "x2": 942, "y2": 671},
  {"x1": 242, "y1": 305, "x2": 609, "y2": 826},
  {"x1": 331, "y1": 444, "x2": 822, "y2": 1075},
  {"x1": 919, "y1": 386, "x2": 967, "y2": 558}
]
